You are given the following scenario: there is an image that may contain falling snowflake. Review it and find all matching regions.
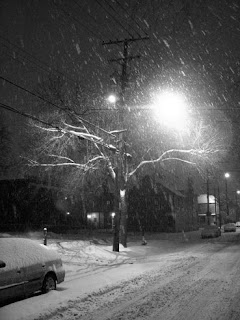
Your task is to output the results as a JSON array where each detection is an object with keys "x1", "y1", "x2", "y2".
[
  {"x1": 188, "y1": 20, "x2": 194, "y2": 32},
  {"x1": 163, "y1": 39, "x2": 170, "y2": 48},
  {"x1": 76, "y1": 44, "x2": 81, "y2": 55}
]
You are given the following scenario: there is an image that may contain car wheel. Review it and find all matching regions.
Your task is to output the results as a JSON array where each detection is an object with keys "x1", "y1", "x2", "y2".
[{"x1": 42, "y1": 274, "x2": 56, "y2": 293}]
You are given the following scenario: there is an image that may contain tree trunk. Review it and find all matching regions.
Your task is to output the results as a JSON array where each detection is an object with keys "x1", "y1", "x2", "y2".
[
  {"x1": 113, "y1": 168, "x2": 120, "y2": 252},
  {"x1": 81, "y1": 190, "x2": 87, "y2": 221},
  {"x1": 119, "y1": 189, "x2": 128, "y2": 247}
]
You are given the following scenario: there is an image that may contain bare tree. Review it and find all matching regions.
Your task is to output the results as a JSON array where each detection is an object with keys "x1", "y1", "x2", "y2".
[{"x1": 25, "y1": 105, "x2": 229, "y2": 250}]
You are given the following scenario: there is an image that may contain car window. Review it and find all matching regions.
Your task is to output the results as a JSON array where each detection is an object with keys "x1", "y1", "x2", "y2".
[{"x1": 0, "y1": 260, "x2": 6, "y2": 268}]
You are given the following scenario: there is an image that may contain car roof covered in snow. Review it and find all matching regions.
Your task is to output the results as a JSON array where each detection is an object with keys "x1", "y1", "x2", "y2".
[{"x1": 0, "y1": 237, "x2": 60, "y2": 271}]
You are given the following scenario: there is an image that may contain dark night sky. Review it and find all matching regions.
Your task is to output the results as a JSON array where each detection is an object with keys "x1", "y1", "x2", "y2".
[{"x1": 1, "y1": 0, "x2": 240, "y2": 191}]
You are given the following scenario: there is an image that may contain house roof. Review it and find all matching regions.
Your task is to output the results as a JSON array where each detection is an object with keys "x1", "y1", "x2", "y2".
[{"x1": 157, "y1": 179, "x2": 185, "y2": 197}]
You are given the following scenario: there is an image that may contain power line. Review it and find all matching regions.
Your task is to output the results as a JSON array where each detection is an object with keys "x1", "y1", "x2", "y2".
[
  {"x1": 112, "y1": 0, "x2": 162, "y2": 71},
  {"x1": 0, "y1": 101, "x2": 117, "y2": 148},
  {"x1": 0, "y1": 75, "x2": 115, "y2": 137},
  {"x1": 0, "y1": 35, "x2": 78, "y2": 87},
  {"x1": 102, "y1": 0, "x2": 151, "y2": 57},
  {"x1": 0, "y1": 102, "x2": 60, "y2": 129},
  {"x1": 53, "y1": 1, "x2": 103, "y2": 40},
  {"x1": 114, "y1": 0, "x2": 148, "y2": 36},
  {"x1": 93, "y1": 1, "x2": 160, "y2": 80},
  {"x1": 103, "y1": 0, "x2": 142, "y2": 38},
  {"x1": 70, "y1": 0, "x2": 120, "y2": 45},
  {"x1": 0, "y1": 75, "x2": 68, "y2": 113},
  {"x1": 1, "y1": 43, "x2": 54, "y2": 78},
  {"x1": 94, "y1": 0, "x2": 134, "y2": 38}
]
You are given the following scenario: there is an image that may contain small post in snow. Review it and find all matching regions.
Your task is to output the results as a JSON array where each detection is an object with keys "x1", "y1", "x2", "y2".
[
  {"x1": 141, "y1": 227, "x2": 147, "y2": 245},
  {"x1": 182, "y1": 230, "x2": 188, "y2": 242},
  {"x1": 43, "y1": 227, "x2": 47, "y2": 246}
]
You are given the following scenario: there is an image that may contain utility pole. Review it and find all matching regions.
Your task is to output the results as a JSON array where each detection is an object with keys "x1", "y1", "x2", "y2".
[
  {"x1": 103, "y1": 36, "x2": 149, "y2": 251},
  {"x1": 103, "y1": 36, "x2": 148, "y2": 109}
]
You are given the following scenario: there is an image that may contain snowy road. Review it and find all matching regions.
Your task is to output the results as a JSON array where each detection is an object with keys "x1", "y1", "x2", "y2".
[
  {"x1": 1, "y1": 232, "x2": 240, "y2": 320},
  {"x1": 40, "y1": 237, "x2": 240, "y2": 320}
]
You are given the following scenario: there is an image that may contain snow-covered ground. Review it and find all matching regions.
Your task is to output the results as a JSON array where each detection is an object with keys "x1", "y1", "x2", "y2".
[{"x1": 1, "y1": 229, "x2": 239, "y2": 320}]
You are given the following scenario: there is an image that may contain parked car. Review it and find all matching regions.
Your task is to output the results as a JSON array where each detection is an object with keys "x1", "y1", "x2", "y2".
[
  {"x1": 224, "y1": 223, "x2": 236, "y2": 232},
  {"x1": 201, "y1": 225, "x2": 221, "y2": 239},
  {"x1": 0, "y1": 237, "x2": 65, "y2": 306},
  {"x1": 235, "y1": 221, "x2": 240, "y2": 227}
]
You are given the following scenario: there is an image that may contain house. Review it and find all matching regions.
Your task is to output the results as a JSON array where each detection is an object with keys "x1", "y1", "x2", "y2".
[
  {"x1": 127, "y1": 174, "x2": 198, "y2": 233},
  {"x1": 197, "y1": 194, "x2": 220, "y2": 226}
]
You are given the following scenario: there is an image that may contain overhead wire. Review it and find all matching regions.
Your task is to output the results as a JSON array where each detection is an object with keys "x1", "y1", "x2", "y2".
[
  {"x1": 0, "y1": 102, "x2": 117, "y2": 147},
  {"x1": 111, "y1": 2, "x2": 168, "y2": 73},
  {"x1": 94, "y1": 0, "x2": 134, "y2": 38},
  {"x1": 0, "y1": 75, "x2": 115, "y2": 137},
  {"x1": 70, "y1": 0, "x2": 120, "y2": 45},
  {"x1": 53, "y1": 1, "x2": 104, "y2": 40},
  {"x1": 52, "y1": 0, "x2": 123, "y2": 80},
  {"x1": 95, "y1": 0, "x2": 161, "y2": 80},
  {"x1": 0, "y1": 75, "x2": 69, "y2": 113},
  {"x1": 65, "y1": 0, "x2": 152, "y2": 96},
  {"x1": 103, "y1": 0, "x2": 142, "y2": 38},
  {"x1": 101, "y1": 0, "x2": 148, "y2": 56},
  {"x1": 0, "y1": 102, "x2": 60, "y2": 129},
  {"x1": 114, "y1": 0, "x2": 149, "y2": 36},
  {"x1": 0, "y1": 34, "x2": 79, "y2": 87},
  {"x1": 1, "y1": 42, "x2": 55, "y2": 79}
]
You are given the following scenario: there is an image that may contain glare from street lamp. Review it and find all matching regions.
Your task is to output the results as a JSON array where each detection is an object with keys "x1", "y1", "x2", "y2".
[
  {"x1": 224, "y1": 172, "x2": 230, "y2": 178},
  {"x1": 151, "y1": 91, "x2": 189, "y2": 131},
  {"x1": 107, "y1": 94, "x2": 117, "y2": 104}
]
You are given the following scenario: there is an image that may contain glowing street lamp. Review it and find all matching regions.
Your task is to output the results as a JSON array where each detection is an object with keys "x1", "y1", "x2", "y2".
[
  {"x1": 151, "y1": 91, "x2": 189, "y2": 131},
  {"x1": 224, "y1": 172, "x2": 230, "y2": 215},
  {"x1": 107, "y1": 94, "x2": 117, "y2": 104},
  {"x1": 235, "y1": 190, "x2": 240, "y2": 206},
  {"x1": 111, "y1": 212, "x2": 115, "y2": 229},
  {"x1": 236, "y1": 190, "x2": 240, "y2": 221}
]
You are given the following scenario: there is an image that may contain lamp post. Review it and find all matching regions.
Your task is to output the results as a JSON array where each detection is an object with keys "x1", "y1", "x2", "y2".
[
  {"x1": 224, "y1": 173, "x2": 230, "y2": 216},
  {"x1": 111, "y1": 212, "x2": 115, "y2": 229},
  {"x1": 87, "y1": 214, "x2": 92, "y2": 235},
  {"x1": 236, "y1": 190, "x2": 240, "y2": 221}
]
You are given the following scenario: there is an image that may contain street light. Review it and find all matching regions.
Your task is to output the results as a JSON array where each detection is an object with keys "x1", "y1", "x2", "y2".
[
  {"x1": 224, "y1": 172, "x2": 230, "y2": 215},
  {"x1": 111, "y1": 212, "x2": 115, "y2": 229},
  {"x1": 235, "y1": 190, "x2": 240, "y2": 221},
  {"x1": 151, "y1": 91, "x2": 189, "y2": 131},
  {"x1": 107, "y1": 94, "x2": 117, "y2": 104}
]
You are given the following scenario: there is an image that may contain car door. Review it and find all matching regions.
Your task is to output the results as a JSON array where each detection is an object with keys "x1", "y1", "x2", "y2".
[
  {"x1": 0, "y1": 259, "x2": 25, "y2": 305},
  {"x1": 22, "y1": 243, "x2": 49, "y2": 295},
  {"x1": 23, "y1": 260, "x2": 46, "y2": 294}
]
